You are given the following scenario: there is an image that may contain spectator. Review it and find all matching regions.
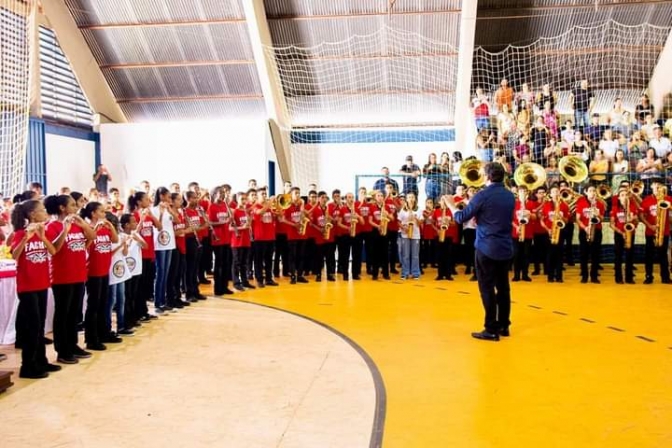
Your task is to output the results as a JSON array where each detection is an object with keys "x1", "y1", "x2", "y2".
[
  {"x1": 515, "y1": 99, "x2": 531, "y2": 133},
  {"x1": 451, "y1": 151, "x2": 463, "y2": 186},
  {"x1": 514, "y1": 82, "x2": 535, "y2": 113},
  {"x1": 584, "y1": 114, "x2": 602, "y2": 146},
  {"x1": 399, "y1": 156, "x2": 421, "y2": 196},
  {"x1": 496, "y1": 103, "x2": 515, "y2": 139},
  {"x1": 641, "y1": 114, "x2": 657, "y2": 141},
  {"x1": 598, "y1": 129, "x2": 619, "y2": 162},
  {"x1": 514, "y1": 134, "x2": 531, "y2": 167},
  {"x1": 609, "y1": 98, "x2": 629, "y2": 137},
  {"x1": 542, "y1": 101, "x2": 559, "y2": 138},
  {"x1": 472, "y1": 87, "x2": 491, "y2": 131},
  {"x1": 373, "y1": 166, "x2": 399, "y2": 194},
  {"x1": 569, "y1": 131, "x2": 591, "y2": 162},
  {"x1": 648, "y1": 125, "x2": 671, "y2": 159},
  {"x1": 535, "y1": 83, "x2": 557, "y2": 112},
  {"x1": 494, "y1": 78, "x2": 514, "y2": 112},
  {"x1": 93, "y1": 164, "x2": 112, "y2": 196},
  {"x1": 611, "y1": 149, "x2": 629, "y2": 193},
  {"x1": 531, "y1": 116, "x2": 550, "y2": 162},
  {"x1": 636, "y1": 148, "x2": 663, "y2": 182},
  {"x1": 560, "y1": 121, "x2": 575, "y2": 149},
  {"x1": 543, "y1": 137, "x2": 563, "y2": 162},
  {"x1": 589, "y1": 150, "x2": 609, "y2": 186},
  {"x1": 569, "y1": 79, "x2": 595, "y2": 131},
  {"x1": 635, "y1": 94, "x2": 654, "y2": 127},
  {"x1": 476, "y1": 129, "x2": 495, "y2": 162},
  {"x1": 439, "y1": 152, "x2": 453, "y2": 195},
  {"x1": 545, "y1": 156, "x2": 561, "y2": 187},
  {"x1": 423, "y1": 153, "x2": 442, "y2": 201},
  {"x1": 627, "y1": 131, "x2": 647, "y2": 170}
]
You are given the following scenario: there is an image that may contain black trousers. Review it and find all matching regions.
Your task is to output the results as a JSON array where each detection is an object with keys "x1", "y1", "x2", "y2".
[
  {"x1": 387, "y1": 230, "x2": 399, "y2": 271},
  {"x1": 420, "y1": 238, "x2": 437, "y2": 267},
  {"x1": 86, "y1": 275, "x2": 109, "y2": 345},
  {"x1": 463, "y1": 228, "x2": 476, "y2": 271},
  {"x1": 547, "y1": 238, "x2": 564, "y2": 281},
  {"x1": 254, "y1": 240, "x2": 275, "y2": 284},
  {"x1": 185, "y1": 237, "x2": 202, "y2": 297},
  {"x1": 513, "y1": 238, "x2": 532, "y2": 278},
  {"x1": 436, "y1": 239, "x2": 452, "y2": 279},
  {"x1": 304, "y1": 238, "x2": 317, "y2": 276},
  {"x1": 213, "y1": 244, "x2": 232, "y2": 294},
  {"x1": 247, "y1": 239, "x2": 255, "y2": 279},
  {"x1": 17, "y1": 290, "x2": 49, "y2": 373},
  {"x1": 579, "y1": 229, "x2": 602, "y2": 281},
  {"x1": 52, "y1": 282, "x2": 84, "y2": 358},
  {"x1": 532, "y1": 233, "x2": 549, "y2": 274},
  {"x1": 562, "y1": 222, "x2": 575, "y2": 264},
  {"x1": 644, "y1": 235, "x2": 670, "y2": 281},
  {"x1": 232, "y1": 247, "x2": 251, "y2": 286},
  {"x1": 370, "y1": 230, "x2": 389, "y2": 278},
  {"x1": 273, "y1": 233, "x2": 289, "y2": 277},
  {"x1": 614, "y1": 233, "x2": 634, "y2": 282},
  {"x1": 362, "y1": 231, "x2": 373, "y2": 274},
  {"x1": 167, "y1": 249, "x2": 185, "y2": 303},
  {"x1": 125, "y1": 275, "x2": 140, "y2": 325},
  {"x1": 287, "y1": 239, "x2": 306, "y2": 278},
  {"x1": 337, "y1": 235, "x2": 363, "y2": 277},
  {"x1": 138, "y1": 259, "x2": 154, "y2": 315},
  {"x1": 199, "y1": 234, "x2": 213, "y2": 280},
  {"x1": 315, "y1": 242, "x2": 336, "y2": 276},
  {"x1": 475, "y1": 250, "x2": 512, "y2": 334}
]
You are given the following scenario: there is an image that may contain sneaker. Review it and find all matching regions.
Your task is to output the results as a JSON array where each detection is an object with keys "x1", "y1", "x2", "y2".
[
  {"x1": 139, "y1": 315, "x2": 151, "y2": 322},
  {"x1": 265, "y1": 281, "x2": 279, "y2": 287},
  {"x1": 234, "y1": 284, "x2": 245, "y2": 291},
  {"x1": 57, "y1": 355, "x2": 79, "y2": 364},
  {"x1": 413, "y1": 276, "x2": 419, "y2": 280},
  {"x1": 73, "y1": 346, "x2": 92, "y2": 359},
  {"x1": 154, "y1": 308, "x2": 165, "y2": 315},
  {"x1": 118, "y1": 329, "x2": 135, "y2": 336},
  {"x1": 195, "y1": 294, "x2": 208, "y2": 301}
]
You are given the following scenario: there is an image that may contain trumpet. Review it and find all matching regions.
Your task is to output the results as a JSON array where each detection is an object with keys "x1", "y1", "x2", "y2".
[
  {"x1": 655, "y1": 186, "x2": 669, "y2": 247},
  {"x1": 631, "y1": 180, "x2": 644, "y2": 196}
]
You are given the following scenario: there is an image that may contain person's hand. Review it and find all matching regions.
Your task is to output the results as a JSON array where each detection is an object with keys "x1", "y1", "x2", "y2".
[
  {"x1": 523, "y1": 210, "x2": 531, "y2": 219},
  {"x1": 442, "y1": 195, "x2": 455, "y2": 208}
]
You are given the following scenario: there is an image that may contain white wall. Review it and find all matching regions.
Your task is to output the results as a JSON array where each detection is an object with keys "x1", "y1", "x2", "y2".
[
  {"x1": 100, "y1": 120, "x2": 276, "y2": 194},
  {"x1": 45, "y1": 134, "x2": 96, "y2": 194}
]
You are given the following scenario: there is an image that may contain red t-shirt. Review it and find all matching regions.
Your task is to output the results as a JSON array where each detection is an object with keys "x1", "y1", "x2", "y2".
[
  {"x1": 312, "y1": 205, "x2": 333, "y2": 244},
  {"x1": 174, "y1": 210, "x2": 187, "y2": 254},
  {"x1": 531, "y1": 200, "x2": 546, "y2": 235},
  {"x1": 339, "y1": 204, "x2": 358, "y2": 236},
  {"x1": 384, "y1": 198, "x2": 400, "y2": 232},
  {"x1": 284, "y1": 203, "x2": 305, "y2": 241},
  {"x1": 184, "y1": 207, "x2": 208, "y2": 240},
  {"x1": 421, "y1": 209, "x2": 437, "y2": 239},
  {"x1": 88, "y1": 227, "x2": 113, "y2": 277},
  {"x1": 512, "y1": 199, "x2": 536, "y2": 240},
  {"x1": 303, "y1": 203, "x2": 320, "y2": 240},
  {"x1": 575, "y1": 197, "x2": 606, "y2": 231},
  {"x1": 12, "y1": 230, "x2": 50, "y2": 293},
  {"x1": 433, "y1": 208, "x2": 457, "y2": 242},
  {"x1": 231, "y1": 208, "x2": 251, "y2": 248},
  {"x1": 110, "y1": 203, "x2": 124, "y2": 216},
  {"x1": 252, "y1": 204, "x2": 276, "y2": 241},
  {"x1": 541, "y1": 200, "x2": 570, "y2": 230},
  {"x1": 356, "y1": 201, "x2": 373, "y2": 233},
  {"x1": 46, "y1": 221, "x2": 88, "y2": 285},
  {"x1": 209, "y1": 202, "x2": 233, "y2": 246},
  {"x1": 640, "y1": 194, "x2": 672, "y2": 237},
  {"x1": 133, "y1": 211, "x2": 156, "y2": 260},
  {"x1": 328, "y1": 202, "x2": 345, "y2": 237},
  {"x1": 611, "y1": 202, "x2": 639, "y2": 232}
]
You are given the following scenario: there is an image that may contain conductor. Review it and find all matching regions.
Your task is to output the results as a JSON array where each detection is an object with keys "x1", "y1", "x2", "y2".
[{"x1": 443, "y1": 162, "x2": 515, "y2": 341}]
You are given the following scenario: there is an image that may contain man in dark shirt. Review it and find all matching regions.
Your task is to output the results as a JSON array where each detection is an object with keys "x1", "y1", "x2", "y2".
[
  {"x1": 443, "y1": 162, "x2": 515, "y2": 341},
  {"x1": 93, "y1": 164, "x2": 112, "y2": 196},
  {"x1": 372, "y1": 167, "x2": 399, "y2": 194},
  {"x1": 399, "y1": 156, "x2": 421, "y2": 195},
  {"x1": 569, "y1": 79, "x2": 595, "y2": 132}
]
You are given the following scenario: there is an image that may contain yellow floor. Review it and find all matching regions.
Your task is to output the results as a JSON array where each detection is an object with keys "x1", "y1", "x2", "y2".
[
  {"x1": 2, "y1": 265, "x2": 672, "y2": 448},
  {"x1": 228, "y1": 266, "x2": 672, "y2": 448}
]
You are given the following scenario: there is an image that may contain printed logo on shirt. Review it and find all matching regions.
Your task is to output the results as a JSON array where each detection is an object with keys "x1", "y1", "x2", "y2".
[
  {"x1": 140, "y1": 220, "x2": 153, "y2": 237},
  {"x1": 95, "y1": 234, "x2": 112, "y2": 253},
  {"x1": 291, "y1": 211, "x2": 302, "y2": 223},
  {"x1": 216, "y1": 212, "x2": 230, "y2": 224},
  {"x1": 66, "y1": 232, "x2": 87, "y2": 252},
  {"x1": 113, "y1": 260, "x2": 126, "y2": 278},
  {"x1": 25, "y1": 241, "x2": 48, "y2": 264},
  {"x1": 158, "y1": 230, "x2": 171, "y2": 246},
  {"x1": 261, "y1": 212, "x2": 273, "y2": 224},
  {"x1": 126, "y1": 257, "x2": 137, "y2": 273}
]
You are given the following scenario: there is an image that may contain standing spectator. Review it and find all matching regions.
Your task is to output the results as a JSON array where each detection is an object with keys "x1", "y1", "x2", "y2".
[
  {"x1": 494, "y1": 78, "x2": 514, "y2": 112},
  {"x1": 545, "y1": 156, "x2": 561, "y2": 187},
  {"x1": 531, "y1": 116, "x2": 550, "y2": 163},
  {"x1": 635, "y1": 94, "x2": 654, "y2": 127},
  {"x1": 649, "y1": 125, "x2": 671, "y2": 159},
  {"x1": 438, "y1": 152, "x2": 452, "y2": 195},
  {"x1": 93, "y1": 165, "x2": 112, "y2": 197},
  {"x1": 569, "y1": 79, "x2": 595, "y2": 131},
  {"x1": 636, "y1": 148, "x2": 663, "y2": 187},
  {"x1": 542, "y1": 101, "x2": 559, "y2": 138},
  {"x1": 373, "y1": 167, "x2": 399, "y2": 194},
  {"x1": 451, "y1": 151, "x2": 463, "y2": 186},
  {"x1": 399, "y1": 156, "x2": 421, "y2": 196},
  {"x1": 535, "y1": 83, "x2": 557, "y2": 113},
  {"x1": 423, "y1": 153, "x2": 442, "y2": 201},
  {"x1": 472, "y1": 87, "x2": 491, "y2": 131},
  {"x1": 496, "y1": 104, "x2": 515, "y2": 140},
  {"x1": 514, "y1": 83, "x2": 535, "y2": 113}
]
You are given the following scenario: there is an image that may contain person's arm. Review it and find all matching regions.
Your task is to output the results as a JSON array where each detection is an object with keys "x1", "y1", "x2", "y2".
[{"x1": 443, "y1": 192, "x2": 481, "y2": 225}]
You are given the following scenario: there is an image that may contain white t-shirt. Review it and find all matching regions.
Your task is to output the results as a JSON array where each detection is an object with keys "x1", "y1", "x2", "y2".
[
  {"x1": 109, "y1": 234, "x2": 131, "y2": 286},
  {"x1": 599, "y1": 140, "x2": 619, "y2": 160},
  {"x1": 398, "y1": 209, "x2": 422, "y2": 240},
  {"x1": 126, "y1": 235, "x2": 143, "y2": 277},
  {"x1": 649, "y1": 137, "x2": 671, "y2": 159},
  {"x1": 152, "y1": 205, "x2": 176, "y2": 251}
]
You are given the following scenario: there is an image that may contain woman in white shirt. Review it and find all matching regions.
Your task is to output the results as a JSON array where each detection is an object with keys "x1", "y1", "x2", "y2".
[
  {"x1": 152, "y1": 187, "x2": 178, "y2": 314},
  {"x1": 611, "y1": 149, "x2": 629, "y2": 193},
  {"x1": 398, "y1": 193, "x2": 423, "y2": 280}
]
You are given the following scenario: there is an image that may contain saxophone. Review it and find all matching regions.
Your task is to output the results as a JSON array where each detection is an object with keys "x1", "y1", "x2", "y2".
[
  {"x1": 379, "y1": 204, "x2": 389, "y2": 236},
  {"x1": 405, "y1": 206, "x2": 415, "y2": 238},
  {"x1": 298, "y1": 201, "x2": 311, "y2": 236},
  {"x1": 438, "y1": 205, "x2": 448, "y2": 243},
  {"x1": 322, "y1": 206, "x2": 333, "y2": 240},
  {"x1": 623, "y1": 195, "x2": 635, "y2": 249},
  {"x1": 550, "y1": 199, "x2": 565, "y2": 245},
  {"x1": 655, "y1": 187, "x2": 670, "y2": 247}
]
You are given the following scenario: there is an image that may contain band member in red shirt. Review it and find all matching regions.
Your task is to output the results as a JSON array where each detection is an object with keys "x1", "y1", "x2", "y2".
[
  {"x1": 512, "y1": 186, "x2": 535, "y2": 282},
  {"x1": 82, "y1": 202, "x2": 119, "y2": 349},
  {"x1": 531, "y1": 186, "x2": 548, "y2": 276},
  {"x1": 129, "y1": 191, "x2": 162, "y2": 317},
  {"x1": 280, "y1": 187, "x2": 309, "y2": 284},
  {"x1": 336, "y1": 192, "x2": 364, "y2": 280},
  {"x1": 575, "y1": 185, "x2": 606, "y2": 283},
  {"x1": 189, "y1": 181, "x2": 212, "y2": 284},
  {"x1": 540, "y1": 184, "x2": 570, "y2": 282},
  {"x1": 231, "y1": 192, "x2": 255, "y2": 291},
  {"x1": 253, "y1": 187, "x2": 279, "y2": 287},
  {"x1": 167, "y1": 193, "x2": 191, "y2": 308},
  {"x1": 420, "y1": 198, "x2": 437, "y2": 270},
  {"x1": 183, "y1": 191, "x2": 208, "y2": 300},
  {"x1": 329, "y1": 189, "x2": 345, "y2": 276},
  {"x1": 384, "y1": 183, "x2": 401, "y2": 274},
  {"x1": 45, "y1": 194, "x2": 96, "y2": 364},
  {"x1": 11, "y1": 200, "x2": 58, "y2": 378},
  {"x1": 368, "y1": 190, "x2": 392, "y2": 280},
  {"x1": 208, "y1": 186, "x2": 234, "y2": 296},
  {"x1": 610, "y1": 188, "x2": 639, "y2": 284},
  {"x1": 302, "y1": 190, "x2": 319, "y2": 277},
  {"x1": 313, "y1": 192, "x2": 336, "y2": 281},
  {"x1": 639, "y1": 180, "x2": 671, "y2": 284},
  {"x1": 246, "y1": 189, "x2": 258, "y2": 281},
  {"x1": 432, "y1": 196, "x2": 455, "y2": 280},
  {"x1": 108, "y1": 188, "x2": 124, "y2": 216},
  {"x1": 273, "y1": 181, "x2": 293, "y2": 278}
]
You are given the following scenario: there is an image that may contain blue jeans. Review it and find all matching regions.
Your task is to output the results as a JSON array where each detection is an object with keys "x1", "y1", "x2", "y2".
[
  {"x1": 108, "y1": 281, "x2": 126, "y2": 332},
  {"x1": 399, "y1": 238, "x2": 420, "y2": 278},
  {"x1": 425, "y1": 179, "x2": 441, "y2": 201},
  {"x1": 154, "y1": 250, "x2": 172, "y2": 308},
  {"x1": 475, "y1": 117, "x2": 490, "y2": 131},
  {"x1": 574, "y1": 110, "x2": 590, "y2": 130}
]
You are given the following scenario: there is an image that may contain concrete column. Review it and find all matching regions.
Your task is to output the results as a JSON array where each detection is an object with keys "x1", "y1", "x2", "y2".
[
  {"x1": 649, "y1": 29, "x2": 672, "y2": 120},
  {"x1": 40, "y1": 0, "x2": 126, "y2": 124},
  {"x1": 242, "y1": 0, "x2": 293, "y2": 183},
  {"x1": 454, "y1": 0, "x2": 479, "y2": 156}
]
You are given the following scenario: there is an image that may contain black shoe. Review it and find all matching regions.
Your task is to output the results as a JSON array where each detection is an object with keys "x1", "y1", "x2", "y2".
[
  {"x1": 512, "y1": 276, "x2": 520, "y2": 282},
  {"x1": 73, "y1": 346, "x2": 92, "y2": 359},
  {"x1": 44, "y1": 363, "x2": 62, "y2": 372},
  {"x1": 139, "y1": 315, "x2": 152, "y2": 322},
  {"x1": 469, "y1": 275, "x2": 477, "y2": 282},
  {"x1": 199, "y1": 278, "x2": 211, "y2": 285},
  {"x1": 179, "y1": 299, "x2": 192, "y2": 306},
  {"x1": 556, "y1": 278, "x2": 564, "y2": 283},
  {"x1": 265, "y1": 281, "x2": 279, "y2": 287},
  {"x1": 297, "y1": 277, "x2": 309, "y2": 284},
  {"x1": 445, "y1": 276, "x2": 454, "y2": 281},
  {"x1": 118, "y1": 329, "x2": 135, "y2": 336},
  {"x1": 662, "y1": 279, "x2": 671, "y2": 284},
  {"x1": 615, "y1": 279, "x2": 624, "y2": 284},
  {"x1": 195, "y1": 294, "x2": 208, "y2": 300},
  {"x1": 103, "y1": 334, "x2": 123, "y2": 343},
  {"x1": 343, "y1": 275, "x2": 349, "y2": 281},
  {"x1": 547, "y1": 278, "x2": 555, "y2": 283},
  {"x1": 19, "y1": 369, "x2": 49, "y2": 379},
  {"x1": 327, "y1": 275, "x2": 336, "y2": 282},
  {"x1": 644, "y1": 277, "x2": 653, "y2": 285},
  {"x1": 581, "y1": 278, "x2": 588, "y2": 284},
  {"x1": 242, "y1": 283, "x2": 256, "y2": 289},
  {"x1": 372, "y1": 275, "x2": 378, "y2": 280},
  {"x1": 499, "y1": 328, "x2": 510, "y2": 337},
  {"x1": 531, "y1": 271, "x2": 539, "y2": 276},
  {"x1": 352, "y1": 275, "x2": 361, "y2": 280},
  {"x1": 471, "y1": 330, "x2": 500, "y2": 341},
  {"x1": 591, "y1": 278, "x2": 601, "y2": 284},
  {"x1": 383, "y1": 275, "x2": 391, "y2": 280},
  {"x1": 256, "y1": 282, "x2": 265, "y2": 288},
  {"x1": 625, "y1": 279, "x2": 636, "y2": 284},
  {"x1": 57, "y1": 355, "x2": 79, "y2": 364},
  {"x1": 86, "y1": 343, "x2": 107, "y2": 351},
  {"x1": 390, "y1": 269, "x2": 399, "y2": 274},
  {"x1": 522, "y1": 276, "x2": 532, "y2": 282},
  {"x1": 315, "y1": 275, "x2": 322, "y2": 282},
  {"x1": 172, "y1": 301, "x2": 184, "y2": 309},
  {"x1": 43, "y1": 337, "x2": 53, "y2": 345},
  {"x1": 290, "y1": 277, "x2": 297, "y2": 285},
  {"x1": 435, "y1": 276, "x2": 444, "y2": 281}
]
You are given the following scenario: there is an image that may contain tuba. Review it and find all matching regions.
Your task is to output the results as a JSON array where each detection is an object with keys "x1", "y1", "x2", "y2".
[
  {"x1": 558, "y1": 156, "x2": 588, "y2": 184},
  {"x1": 459, "y1": 160, "x2": 486, "y2": 188},
  {"x1": 514, "y1": 163, "x2": 547, "y2": 191},
  {"x1": 275, "y1": 194, "x2": 292, "y2": 211},
  {"x1": 596, "y1": 183, "x2": 612, "y2": 201},
  {"x1": 655, "y1": 186, "x2": 670, "y2": 247}
]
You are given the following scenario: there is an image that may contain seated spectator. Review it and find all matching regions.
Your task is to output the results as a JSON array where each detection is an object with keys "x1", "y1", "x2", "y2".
[
  {"x1": 611, "y1": 149, "x2": 629, "y2": 193},
  {"x1": 569, "y1": 131, "x2": 591, "y2": 161},
  {"x1": 560, "y1": 121, "x2": 575, "y2": 148},
  {"x1": 589, "y1": 150, "x2": 609, "y2": 186},
  {"x1": 472, "y1": 87, "x2": 491, "y2": 131},
  {"x1": 609, "y1": 98, "x2": 630, "y2": 137},
  {"x1": 635, "y1": 94, "x2": 654, "y2": 127},
  {"x1": 514, "y1": 135, "x2": 531, "y2": 167},
  {"x1": 543, "y1": 137, "x2": 564, "y2": 162},
  {"x1": 584, "y1": 114, "x2": 602, "y2": 146},
  {"x1": 648, "y1": 125, "x2": 671, "y2": 159},
  {"x1": 542, "y1": 101, "x2": 559, "y2": 138},
  {"x1": 497, "y1": 104, "x2": 515, "y2": 139},
  {"x1": 598, "y1": 129, "x2": 619, "y2": 161},
  {"x1": 545, "y1": 156, "x2": 561, "y2": 187},
  {"x1": 531, "y1": 116, "x2": 550, "y2": 162},
  {"x1": 627, "y1": 131, "x2": 648, "y2": 170},
  {"x1": 641, "y1": 114, "x2": 657, "y2": 141},
  {"x1": 636, "y1": 148, "x2": 663, "y2": 181}
]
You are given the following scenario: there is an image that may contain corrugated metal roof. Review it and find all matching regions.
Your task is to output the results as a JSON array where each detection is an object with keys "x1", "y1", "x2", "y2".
[
  {"x1": 119, "y1": 99, "x2": 266, "y2": 122},
  {"x1": 264, "y1": 0, "x2": 461, "y2": 17}
]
